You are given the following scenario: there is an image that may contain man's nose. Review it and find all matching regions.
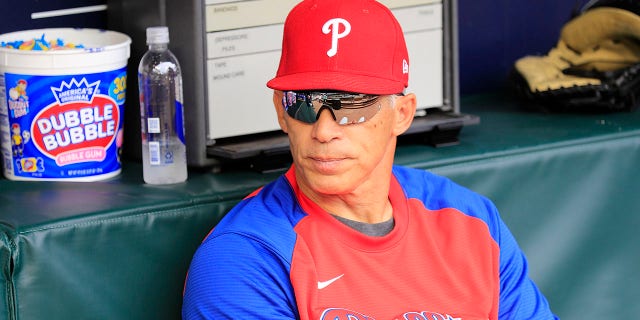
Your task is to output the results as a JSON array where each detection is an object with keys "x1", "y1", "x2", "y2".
[{"x1": 312, "y1": 107, "x2": 341, "y2": 142}]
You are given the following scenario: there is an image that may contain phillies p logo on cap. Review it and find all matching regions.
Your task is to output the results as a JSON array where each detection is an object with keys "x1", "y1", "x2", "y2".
[{"x1": 323, "y1": 18, "x2": 352, "y2": 57}]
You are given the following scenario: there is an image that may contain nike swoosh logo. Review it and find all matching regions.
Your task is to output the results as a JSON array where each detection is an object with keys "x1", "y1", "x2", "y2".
[{"x1": 317, "y1": 274, "x2": 344, "y2": 289}]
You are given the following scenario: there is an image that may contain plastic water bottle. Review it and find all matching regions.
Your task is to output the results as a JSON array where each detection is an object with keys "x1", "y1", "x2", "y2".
[{"x1": 138, "y1": 26, "x2": 187, "y2": 184}]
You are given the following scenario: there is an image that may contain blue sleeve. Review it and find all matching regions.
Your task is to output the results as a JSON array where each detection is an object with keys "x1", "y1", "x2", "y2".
[
  {"x1": 495, "y1": 216, "x2": 559, "y2": 320},
  {"x1": 182, "y1": 232, "x2": 298, "y2": 319}
]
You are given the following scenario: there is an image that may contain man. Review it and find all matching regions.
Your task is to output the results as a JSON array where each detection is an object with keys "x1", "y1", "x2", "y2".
[{"x1": 183, "y1": 0, "x2": 558, "y2": 319}]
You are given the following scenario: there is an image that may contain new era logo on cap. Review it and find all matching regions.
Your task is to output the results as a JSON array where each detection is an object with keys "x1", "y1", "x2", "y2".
[{"x1": 267, "y1": 0, "x2": 409, "y2": 95}]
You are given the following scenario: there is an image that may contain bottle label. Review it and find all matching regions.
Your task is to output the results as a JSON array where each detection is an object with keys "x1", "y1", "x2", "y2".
[
  {"x1": 138, "y1": 68, "x2": 186, "y2": 169},
  {"x1": 148, "y1": 141, "x2": 161, "y2": 165},
  {"x1": 148, "y1": 117, "x2": 161, "y2": 133},
  {"x1": 0, "y1": 68, "x2": 127, "y2": 180}
]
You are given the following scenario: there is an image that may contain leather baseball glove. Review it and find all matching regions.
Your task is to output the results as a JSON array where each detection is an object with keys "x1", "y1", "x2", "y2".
[{"x1": 511, "y1": 0, "x2": 640, "y2": 112}]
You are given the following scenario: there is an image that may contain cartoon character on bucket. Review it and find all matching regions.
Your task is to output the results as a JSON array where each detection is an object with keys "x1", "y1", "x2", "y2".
[
  {"x1": 11, "y1": 123, "x2": 22, "y2": 157},
  {"x1": 9, "y1": 79, "x2": 28, "y2": 101}
]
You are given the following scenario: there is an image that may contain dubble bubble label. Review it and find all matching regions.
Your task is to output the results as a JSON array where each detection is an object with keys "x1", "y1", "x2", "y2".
[{"x1": 1, "y1": 70, "x2": 126, "y2": 180}]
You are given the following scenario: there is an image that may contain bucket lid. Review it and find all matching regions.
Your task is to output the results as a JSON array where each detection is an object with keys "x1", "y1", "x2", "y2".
[
  {"x1": 0, "y1": 28, "x2": 132, "y2": 72},
  {"x1": 0, "y1": 28, "x2": 131, "y2": 54}
]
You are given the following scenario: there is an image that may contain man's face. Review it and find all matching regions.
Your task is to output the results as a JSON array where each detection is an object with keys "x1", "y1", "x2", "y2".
[{"x1": 273, "y1": 91, "x2": 415, "y2": 197}]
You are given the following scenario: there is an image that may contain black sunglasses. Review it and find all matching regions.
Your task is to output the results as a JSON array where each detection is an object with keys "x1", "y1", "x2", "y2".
[{"x1": 281, "y1": 91, "x2": 385, "y2": 125}]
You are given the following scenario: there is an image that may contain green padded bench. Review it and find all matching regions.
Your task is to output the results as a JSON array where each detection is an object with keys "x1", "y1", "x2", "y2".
[{"x1": 1, "y1": 94, "x2": 639, "y2": 319}]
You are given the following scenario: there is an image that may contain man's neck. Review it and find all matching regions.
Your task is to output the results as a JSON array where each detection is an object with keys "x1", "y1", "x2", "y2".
[{"x1": 299, "y1": 176, "x2": 393, "y2": 224}]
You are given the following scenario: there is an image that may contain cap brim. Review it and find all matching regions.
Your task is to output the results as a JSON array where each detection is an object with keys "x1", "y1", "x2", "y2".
[{"x1": 267, "y1": 71, "x2": 406, "y2": 95}]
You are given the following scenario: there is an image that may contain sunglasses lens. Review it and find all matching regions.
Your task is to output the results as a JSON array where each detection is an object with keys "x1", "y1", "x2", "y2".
[
  {"x1": 282, "y1": 91, "x2": 381, "y2": 125},
  {"x1": 282, "y1": 92, "x2": 317, "y2": 124}
]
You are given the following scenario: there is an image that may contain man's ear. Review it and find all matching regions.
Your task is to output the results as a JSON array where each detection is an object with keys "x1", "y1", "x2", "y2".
[
  {"x1": 272, "y1": 90, "x2": 289, "y2": 133},
  {"x1": 392, "y1": 93, "x2": 417, "y2": 136}
]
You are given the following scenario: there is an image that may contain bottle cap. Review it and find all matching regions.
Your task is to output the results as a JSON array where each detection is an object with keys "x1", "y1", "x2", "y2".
[{"x1": 146, "y1": 26, "x2": 170, "y2": 44}]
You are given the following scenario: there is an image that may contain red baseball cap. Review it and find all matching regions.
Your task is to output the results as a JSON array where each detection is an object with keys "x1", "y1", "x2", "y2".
[{"x1": 267, "y1": 0, "x2": 409, "y2": 95}]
